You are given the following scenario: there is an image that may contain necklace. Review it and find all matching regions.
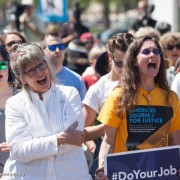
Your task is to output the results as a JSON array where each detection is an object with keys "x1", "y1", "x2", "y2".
[{"x1": 143, "y1": 93, "x2": 153, "y2": 105}]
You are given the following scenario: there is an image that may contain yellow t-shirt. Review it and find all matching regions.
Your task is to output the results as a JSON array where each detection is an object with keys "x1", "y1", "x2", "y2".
[{"x1": 98, "y1": 86, "x2": 180, "y2": 153}]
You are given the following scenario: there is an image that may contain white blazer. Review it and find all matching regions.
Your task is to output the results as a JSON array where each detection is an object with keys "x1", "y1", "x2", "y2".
[{"x1": 3, "y1": 83, "x2": 92, "y2": 180}]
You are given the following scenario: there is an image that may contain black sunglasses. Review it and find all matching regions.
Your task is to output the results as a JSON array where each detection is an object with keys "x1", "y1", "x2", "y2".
[
  {"x1": 166, "y1": 44, "x2": 180, "y2": 50},
  {"x1": 47, "y1": 43, "x2": 66, "y2": 51},
  {"x1": 85, "y1": 40, "x2": 94, "y2": 44},
  {"x1": 141, "y1": 48, "x2": 162, "y2": 56},
  {"x1": 5, "y1": 40, "x2": 24, "y2": 48}
]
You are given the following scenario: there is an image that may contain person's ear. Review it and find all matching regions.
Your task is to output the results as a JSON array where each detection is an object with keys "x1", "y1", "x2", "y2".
[
  {"x1": 107, "y1": 52, "x2": 113, "y2": 62},
  {"x1": 177, "y1": 67, "x2": 180, "y2": 73},
  {"x1": 107, "y1": 52, "x2": 112, "y2": 59}
]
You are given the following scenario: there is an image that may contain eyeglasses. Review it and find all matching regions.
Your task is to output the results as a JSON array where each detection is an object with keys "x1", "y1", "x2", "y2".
[
  {"x1": 85, "y1": 40, "x2": 94, "y2": 45},
  {"x1": 47, "y1": 43, "x2": 66, "y2": 51},
  {"x1": 141, "y1": 48, "x2": 162, "y2": 56},
  {"x1": 24, "y1": 61, "x2": 47, "y2": 76},
  {"x1": 166, "y1": 44, "x2": 180, "y2": 50},
  {"x1": 5, "y1": 40, "x2": 24, "y2": 48},
  {"x1": 113, "y1": 60, "x2": 123, "y2": 68},
  {"x1": 0, "y1": 61, "x2": 8, "y2": 70}
]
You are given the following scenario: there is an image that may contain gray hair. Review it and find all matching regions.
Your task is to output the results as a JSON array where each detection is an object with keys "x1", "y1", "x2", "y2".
[{"x1": 10, "y1": 43, "x2": 57, "y2": 91}]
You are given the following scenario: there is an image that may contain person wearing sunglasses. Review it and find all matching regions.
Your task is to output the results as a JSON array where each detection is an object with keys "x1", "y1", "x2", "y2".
[
  {"x1": 80, "y1": 32, "x2": 95, "y2": 53},
  {"x1": 95, "y1": 36, "x2": 180, "y2": 180},
  {"x1": 83, "y1": 33, "x2": 134, "y2": 179},
  {"x1": 2, "y1": 43, "x2": 92, "y2": 180},
  {"x1": 41, "y1": 32, "x2": 86, "y2": 101},
  {"x1": 160, "y1": 32, "x2": 180, "y2": 86},
  {"x1": 0, "y1": 45, "x2": 17, "y2": 176},
  {"x1": 1, "y1": 32, "x2": 27, "y2": 54}
]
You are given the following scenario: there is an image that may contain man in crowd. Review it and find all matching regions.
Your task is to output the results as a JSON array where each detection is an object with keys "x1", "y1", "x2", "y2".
[{"x1": 40, "y1": 32, "x2": 86, "y2": 100}]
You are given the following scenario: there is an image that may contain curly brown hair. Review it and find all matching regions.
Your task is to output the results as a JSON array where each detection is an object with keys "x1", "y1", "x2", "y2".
[{"x1": 118, "y1": 36, "x2": 170, "y2": 115}]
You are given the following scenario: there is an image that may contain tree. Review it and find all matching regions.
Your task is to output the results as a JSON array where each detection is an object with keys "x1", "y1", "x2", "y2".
[{"x1": 68, "y1": 0, "x2": 137, "y2": 28}]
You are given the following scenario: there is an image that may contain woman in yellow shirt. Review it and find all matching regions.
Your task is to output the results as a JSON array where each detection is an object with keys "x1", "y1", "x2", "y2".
[{"x1": 95, "y1": 35, "x2": 180, "y2": 180}]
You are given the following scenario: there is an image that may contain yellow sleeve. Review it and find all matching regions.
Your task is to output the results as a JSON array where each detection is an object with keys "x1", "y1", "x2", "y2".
[{"x1": 97, "y1": 87, "x2": 121, "y2": 128}]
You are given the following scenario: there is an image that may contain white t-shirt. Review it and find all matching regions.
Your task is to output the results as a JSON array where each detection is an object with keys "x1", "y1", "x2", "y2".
[
  {"x1": 171, "y1": 72, "x2": 180, "y2": 101},
  {"x1": 82, "y1": 73, "x2": 119, "y2": 114}
]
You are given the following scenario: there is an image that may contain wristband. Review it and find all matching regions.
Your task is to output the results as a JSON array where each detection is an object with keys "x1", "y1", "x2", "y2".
[{"x1": 90, "y1": 145, "x2": 96, "y2": 152}]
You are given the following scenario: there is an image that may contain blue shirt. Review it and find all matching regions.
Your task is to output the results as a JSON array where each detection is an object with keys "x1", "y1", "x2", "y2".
[{"x1": 56, "y1": 67, "x2": 86, "y2": 100}]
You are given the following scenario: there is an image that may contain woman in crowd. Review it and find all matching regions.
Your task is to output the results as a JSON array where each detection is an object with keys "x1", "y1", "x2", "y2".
[
  {"x1": 2, "y1": 43, "x2": 92, "y2": 180},
  {"x1": 95, "y1": 36, "x2": 180, "y2": 179},
  {"x1": 0, "y1": 45, "x2": 17, "y2": 175},
  {"x1": 83, "y1": 33, "x2": 134, "y2": 178},
  {"x1": 160, "y1": 32, "x2": 180, "y2": 86},
  {"x1": 1, "y1": 32, "x2": 27, "y2": 54}
]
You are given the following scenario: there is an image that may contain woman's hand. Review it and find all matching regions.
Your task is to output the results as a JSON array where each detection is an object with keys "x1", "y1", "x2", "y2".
[
  {"x1": 57, "y1": 121, "x2": 84, "y2": 146},
  {"x1": 95, "y1": 171, "x2": 108, "y2": 180},
  {"x1": 0, "y1": 142, "x2": 9, "y2": 152}
]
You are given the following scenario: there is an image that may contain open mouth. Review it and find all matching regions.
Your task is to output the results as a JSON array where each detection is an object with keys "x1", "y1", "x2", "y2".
[
  {"x1": 147, "y1": 62, "x2": 156, "y2": 70},
  {"x1": 172, "y1": 54, "x2": 179, "y2": 58},
  {"x1": 37, "y1": 76, "x2": 47, "y2": 85},
  {"x1": 0, "y1": 75, "x2": 3, "y2": 79}
]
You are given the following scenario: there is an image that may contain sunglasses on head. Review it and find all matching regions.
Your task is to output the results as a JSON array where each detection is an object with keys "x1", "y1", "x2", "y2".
[
  {"x1": 141, "y1": 48, "x2": 162, "y2": 56},
  {"x1": 47, "y1": 43, "x2": 66, "y2": 51},
  {"x1": 5, "y1": 40, "x2": 24, "y2": 48},
  {"x1": 166, "y1": 44, "x2": 180, "y2": 50},
  {"x1": 0, "y1": 61, "x2": 8, "y2": 70}
]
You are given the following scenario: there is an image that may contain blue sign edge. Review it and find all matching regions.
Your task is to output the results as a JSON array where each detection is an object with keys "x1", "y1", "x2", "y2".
[{"x1": 38, "y1": 0, "x2": 68, "y2": 23}]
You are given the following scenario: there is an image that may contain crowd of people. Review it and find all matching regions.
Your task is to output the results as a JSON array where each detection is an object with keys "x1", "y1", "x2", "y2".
[{"x1": 0, "y1": 0, "x2": 180, "y2": 179}]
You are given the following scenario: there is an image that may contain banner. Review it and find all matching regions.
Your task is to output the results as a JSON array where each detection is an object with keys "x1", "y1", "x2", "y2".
[
  {"x1": 38, "y1": 0, "x2": 68, "y2": 23},
  {"x1": 105, "y1": 146, "x2": 180, "y2": 180}
]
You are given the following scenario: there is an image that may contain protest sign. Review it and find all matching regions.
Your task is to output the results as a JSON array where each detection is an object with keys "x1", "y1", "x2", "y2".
[
  {"x1": 105, "y1": 146, "x2": 180, "y2": 180},
  {"x1": 38, "y1": 0, "x2": 68, "y2": 22}
]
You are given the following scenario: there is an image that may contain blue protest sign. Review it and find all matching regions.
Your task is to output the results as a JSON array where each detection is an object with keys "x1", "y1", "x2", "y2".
[
  {"x1": 105, "y1": 146, "x2": 180, "y2": 180},
  {"x1": 38, "y1": 0, "x2": 68, "y2": 23}
]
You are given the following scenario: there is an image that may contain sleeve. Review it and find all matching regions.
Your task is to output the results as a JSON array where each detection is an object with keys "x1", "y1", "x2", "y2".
[
  {"x1": 79, "y1": 79, "x2": 87, "y2": 101},
  {"x1": 97, "y1": 88, "x2": 121, "y2": 128},
  {"x1": 64, "y1": 87, "x2": 84, "y2": 131},
  {"x1": 171, "y1": 73, "x2": 180, "y2": 101},
  {"x1": 5, "y1": 97, "x2": 58, "y2": 163},
  {"x1": 169, "y1": 91, "x2": 180, "y2": 132},
  {"x1": 82, "y1": 85, "x2": 100, "y2": 113}
]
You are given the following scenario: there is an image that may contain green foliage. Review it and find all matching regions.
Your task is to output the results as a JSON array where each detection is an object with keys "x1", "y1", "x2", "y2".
[
  {"x1": 68, "y1": 0, "x2": 137, "y2": 11},
  {"x1": 68, "y1": 0, "x2": 137, "y2": 28},
  {"x1": 0, "y1": 0, "x2": 8, "y2": 8},
  {"x1": 68, "y1": 0, "x2": 90, "y2": 8}
]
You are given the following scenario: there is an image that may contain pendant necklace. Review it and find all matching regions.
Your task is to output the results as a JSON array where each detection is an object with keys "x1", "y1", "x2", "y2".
[
  {"x1": 143, "y1": 93, "x2": 153, "y2": 105},
  {"x1": 141, "y1": 83, "x2": 155, "y2": 105}
]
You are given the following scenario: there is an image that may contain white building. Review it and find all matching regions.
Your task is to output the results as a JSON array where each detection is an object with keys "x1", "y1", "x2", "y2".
[{"x1": 149, "y1": 0, "x2": 180, "y2": 31}]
